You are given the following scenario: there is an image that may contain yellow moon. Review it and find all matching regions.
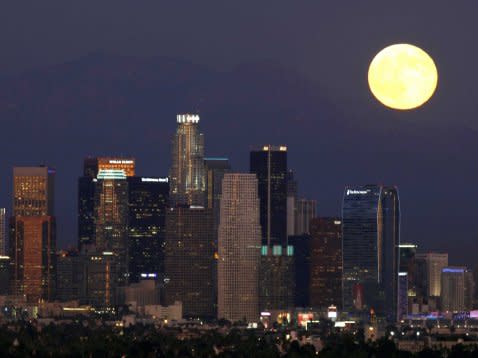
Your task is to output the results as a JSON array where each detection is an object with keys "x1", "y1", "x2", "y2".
[{"x1": 368, "y1": 44, "x2": 438, "y2": 110}]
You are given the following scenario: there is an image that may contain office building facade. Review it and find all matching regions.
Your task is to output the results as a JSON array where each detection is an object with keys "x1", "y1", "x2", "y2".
[
  {"x1": 286, "y1": 170, "x2": 298, "y2": 237},
  {"x1": 78, "y1": 157, "x2": 135, "y2": 251},
  {"x1": 10, "y1": 166, "x2": 57, "y2": 303},
  {"x1": 94, "y1": 169, "x2": 129, "y2": 284},
  {"x1": 441, "y1": 267, "x2": 466, "y2": 312},
  {"x1": 250, "y1": 145, "x2": 287, "y2": 246},
  {"x1": 309, "y1": 217, "x2": 342, "y2": 309},
  {"x1": 127, "y1": 176, "x2": 169, "y2": 283},
  {"x1": 163, "y1": 207, "x2": 215, "y2": 319},
  {"x1": 288, "y1": 234, "x2": 311, "y2": 308},
  {"x1": 169, "y1": 114, "x2": 206, "y2": 207},
  {"x1": 342, "y1": 185, "x2": 400, "y2": 321},
  {"x1": 415, "y1": 253, "x2": 449, "y2": 298},
  {"x1": 259, "y1": 245, "x2": 295, "y2": 311},
  {"x1": 218, "y1": 173, "x2": 261, "y2": 322},
  {"x1": 295, "y1": 199, "x2": 317, "y2": 235},
  {"x1": 56, "y1": 250, "x2": 82, "y2": 302},
  {"x1": 204, "y1": 157, "x2": 231, "y2": 230}
]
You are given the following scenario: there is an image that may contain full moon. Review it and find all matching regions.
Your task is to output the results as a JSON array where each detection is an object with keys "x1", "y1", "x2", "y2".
[{"x1": 368, "y1": 44, "x2": 438, "y2": 110}]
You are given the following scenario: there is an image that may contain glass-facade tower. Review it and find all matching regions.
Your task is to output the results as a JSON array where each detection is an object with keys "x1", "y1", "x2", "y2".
[
  {"x1": 342, "y1": 185, "x2": 400, "y2": 322},
  {"x1": 127, "y1": 176, "x2": 169, "y2": 282},
  {"x1": 250, "y1": 145, "x2": 288, "y2": 246}
]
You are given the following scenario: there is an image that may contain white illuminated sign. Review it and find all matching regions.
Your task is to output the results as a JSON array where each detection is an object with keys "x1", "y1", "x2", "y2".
[
  {"x1": 346, "y1": 189, "x2": 370, "y2": 195},
  {"x1": 141, "y1": 177, "x2": 169, "y2": 183}
]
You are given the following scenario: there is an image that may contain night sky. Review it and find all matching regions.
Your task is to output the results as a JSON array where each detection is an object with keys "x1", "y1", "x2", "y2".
[{"x1": 1, "y1": 2, "x2": 477, "y2": 265}]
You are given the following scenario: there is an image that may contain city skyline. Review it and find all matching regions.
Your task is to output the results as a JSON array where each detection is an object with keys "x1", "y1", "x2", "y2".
[
  {"x1": 0, "y1": 121, "x2": 466, "y2": 266},
  {"x1": 1, "y1": 2, "x2": 478, "y2": 355}
]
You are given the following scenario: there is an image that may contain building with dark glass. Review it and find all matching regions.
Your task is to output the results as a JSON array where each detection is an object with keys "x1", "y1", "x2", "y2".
[
  {"x1": 127, "y1": 176, "x2": 169, "y2": 282},
  {"x1": 56, "y1": 249, "x2": 82, "y2": 302},
  {"x1": 94, "y1": 169, "x2": 129, "y2": 285},
  {"x1": 397, "y1": 272, "x2": 408, "y2": 319},
  {"x1": 80, "y1": 251, "x2": 120, "y2": 307},
  {"x1": 10, "y1": 166, "x2": 57, "y2": 303},
  {"x1": 250, "y1": 145, "x2": 288, "y2": 246},
  {"x1": 204, "y1": 157, "x2": 231, "y2": 231},
  {"x1": 288, "y1": 234, "x2": 311, "y2": 308},
  {"x1": 78, "y1": 157, "x2": 135, "y2": 251},
  {"x1": 286, "y1": 170, "x2": 298, "y2": 237},
  {"x1": 295, "y1": 199, "x2": 317, "y2": 235},
  {"x1": 309, "y1": 217, "x2": 342, "y2": 309},
  {"x1": 259, "y1": 245, "x2": 295, "y2": 312},
  {"x1": 163, "y1": 206, "x2": 215, "y2": 319},
  {"x1": 0, "y1": 255, "x2": 10, "y2": 295},
  {"x1": 342, "y1": 185, "x2": 400, "y2": 322}
]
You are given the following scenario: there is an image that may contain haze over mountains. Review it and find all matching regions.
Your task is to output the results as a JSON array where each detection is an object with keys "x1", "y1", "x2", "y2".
[{"x1": 0, "y1": 53, "x2": 476, "y2": 265}]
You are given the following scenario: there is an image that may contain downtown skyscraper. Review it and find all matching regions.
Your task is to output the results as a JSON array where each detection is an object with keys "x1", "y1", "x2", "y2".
[
  {"x1": 309, "y1": 217, "x2": 342, "y2": 309},
  {"x1": 127, "y1": 176, "x2": 169, "y2": 283},
  {"x1": 78, "y1": 157, "x2": 135, "y2": 306},
  {"x1": 10, "y1": 166, "x2": 56, "y2": 302},
  {"x1": 163, "y1": 206, "x2": 215, "y2": 319},
  {"x1": 342, "y1": 185, "x2": 400, "y2": 322},
  {"x1": 250, "y1": 145, "x2": 287, "y2": 246},
  {"x1": 78, "y1": 157, "x2": 136, "y2": 251},
  {"x1": 218, "y1": 173, "x2": 261, "y2": 322},
  {"x1": 169, "y1": 114, "x2": 206, "y2": 207},
  {"x1": 204, "y1": 157, "x2": 231, "y2": 231}
]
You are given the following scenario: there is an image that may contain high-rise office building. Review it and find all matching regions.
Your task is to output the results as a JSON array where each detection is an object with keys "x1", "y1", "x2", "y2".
[
  {"x1": 169, "y1": 114, "x2": 206, "y2": 207},
  {"x1": 204, "y1": 157, "x2": 231, "y2": 230},
  {"x1": 399, "y1": 243, "x2": 418, "y2": 298},
  {"x1": 163, "y1": 207, "x2": 215, "y2": 319},
  {"x1": 397, "y1": 272, "x2": 409, "y2": 319},
  {"x1": 286, "y1": 170, "x2": 297, "y2": 237},
  {"x1": 80, "y1": 251, "x2": 120, "y2": 307},
  {"x1": 309, "y1": 217, "x2": 342, "y2": 309},
  {"x1": 56, "y1": 249, "x2": 81, "y2": 302},
  {"x1": 0, "y1": 208, "x2": 5, "y2": 256},
  {"x1": 250, "y1": 145, "x2": 287, "y2": 246},
  {"x1": 259, "y1": 245, "x2": 295, "y2": 311},
  {"x1": 78, "y1": 157, "x2": 135, "y2": 250},
  {"x1": 465, "y1": 270, "x2": 475, "y2": 311},
  {"x1": 128, "y1": 176, "x2": 169, "y2": 282},
  {"x1": 415, "y1": 253, "x2": 448, "y2": 298},
  {"x1": 94, "y1": 169, "x2": 129, "y2": 285},
  {"x1": 342, "y1": 185, "x2": 400, "y2": 321},
  {"x1": 288, "y1": 234, "x2": 311, "y2": 308},
  {"x1": 441, "y1": 267, "x2": 466, "y2": 312},
  {"x1": 10, "y1": 166, "x2": 56, "y2": 302},
  {"x1": 295, "y1": 199, "x2": 317, "y2": 235},
  {"x1": 0, "y1": 255, "x2": 10, "y2": 295},
  {"x1": 218, "y1": 173, "x2": 261, "y2": 322}
]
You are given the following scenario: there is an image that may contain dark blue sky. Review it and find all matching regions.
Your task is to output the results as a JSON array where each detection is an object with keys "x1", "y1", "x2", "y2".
[{"x1": 0, "y1": 1, "x2": 478, "y2": 265}]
